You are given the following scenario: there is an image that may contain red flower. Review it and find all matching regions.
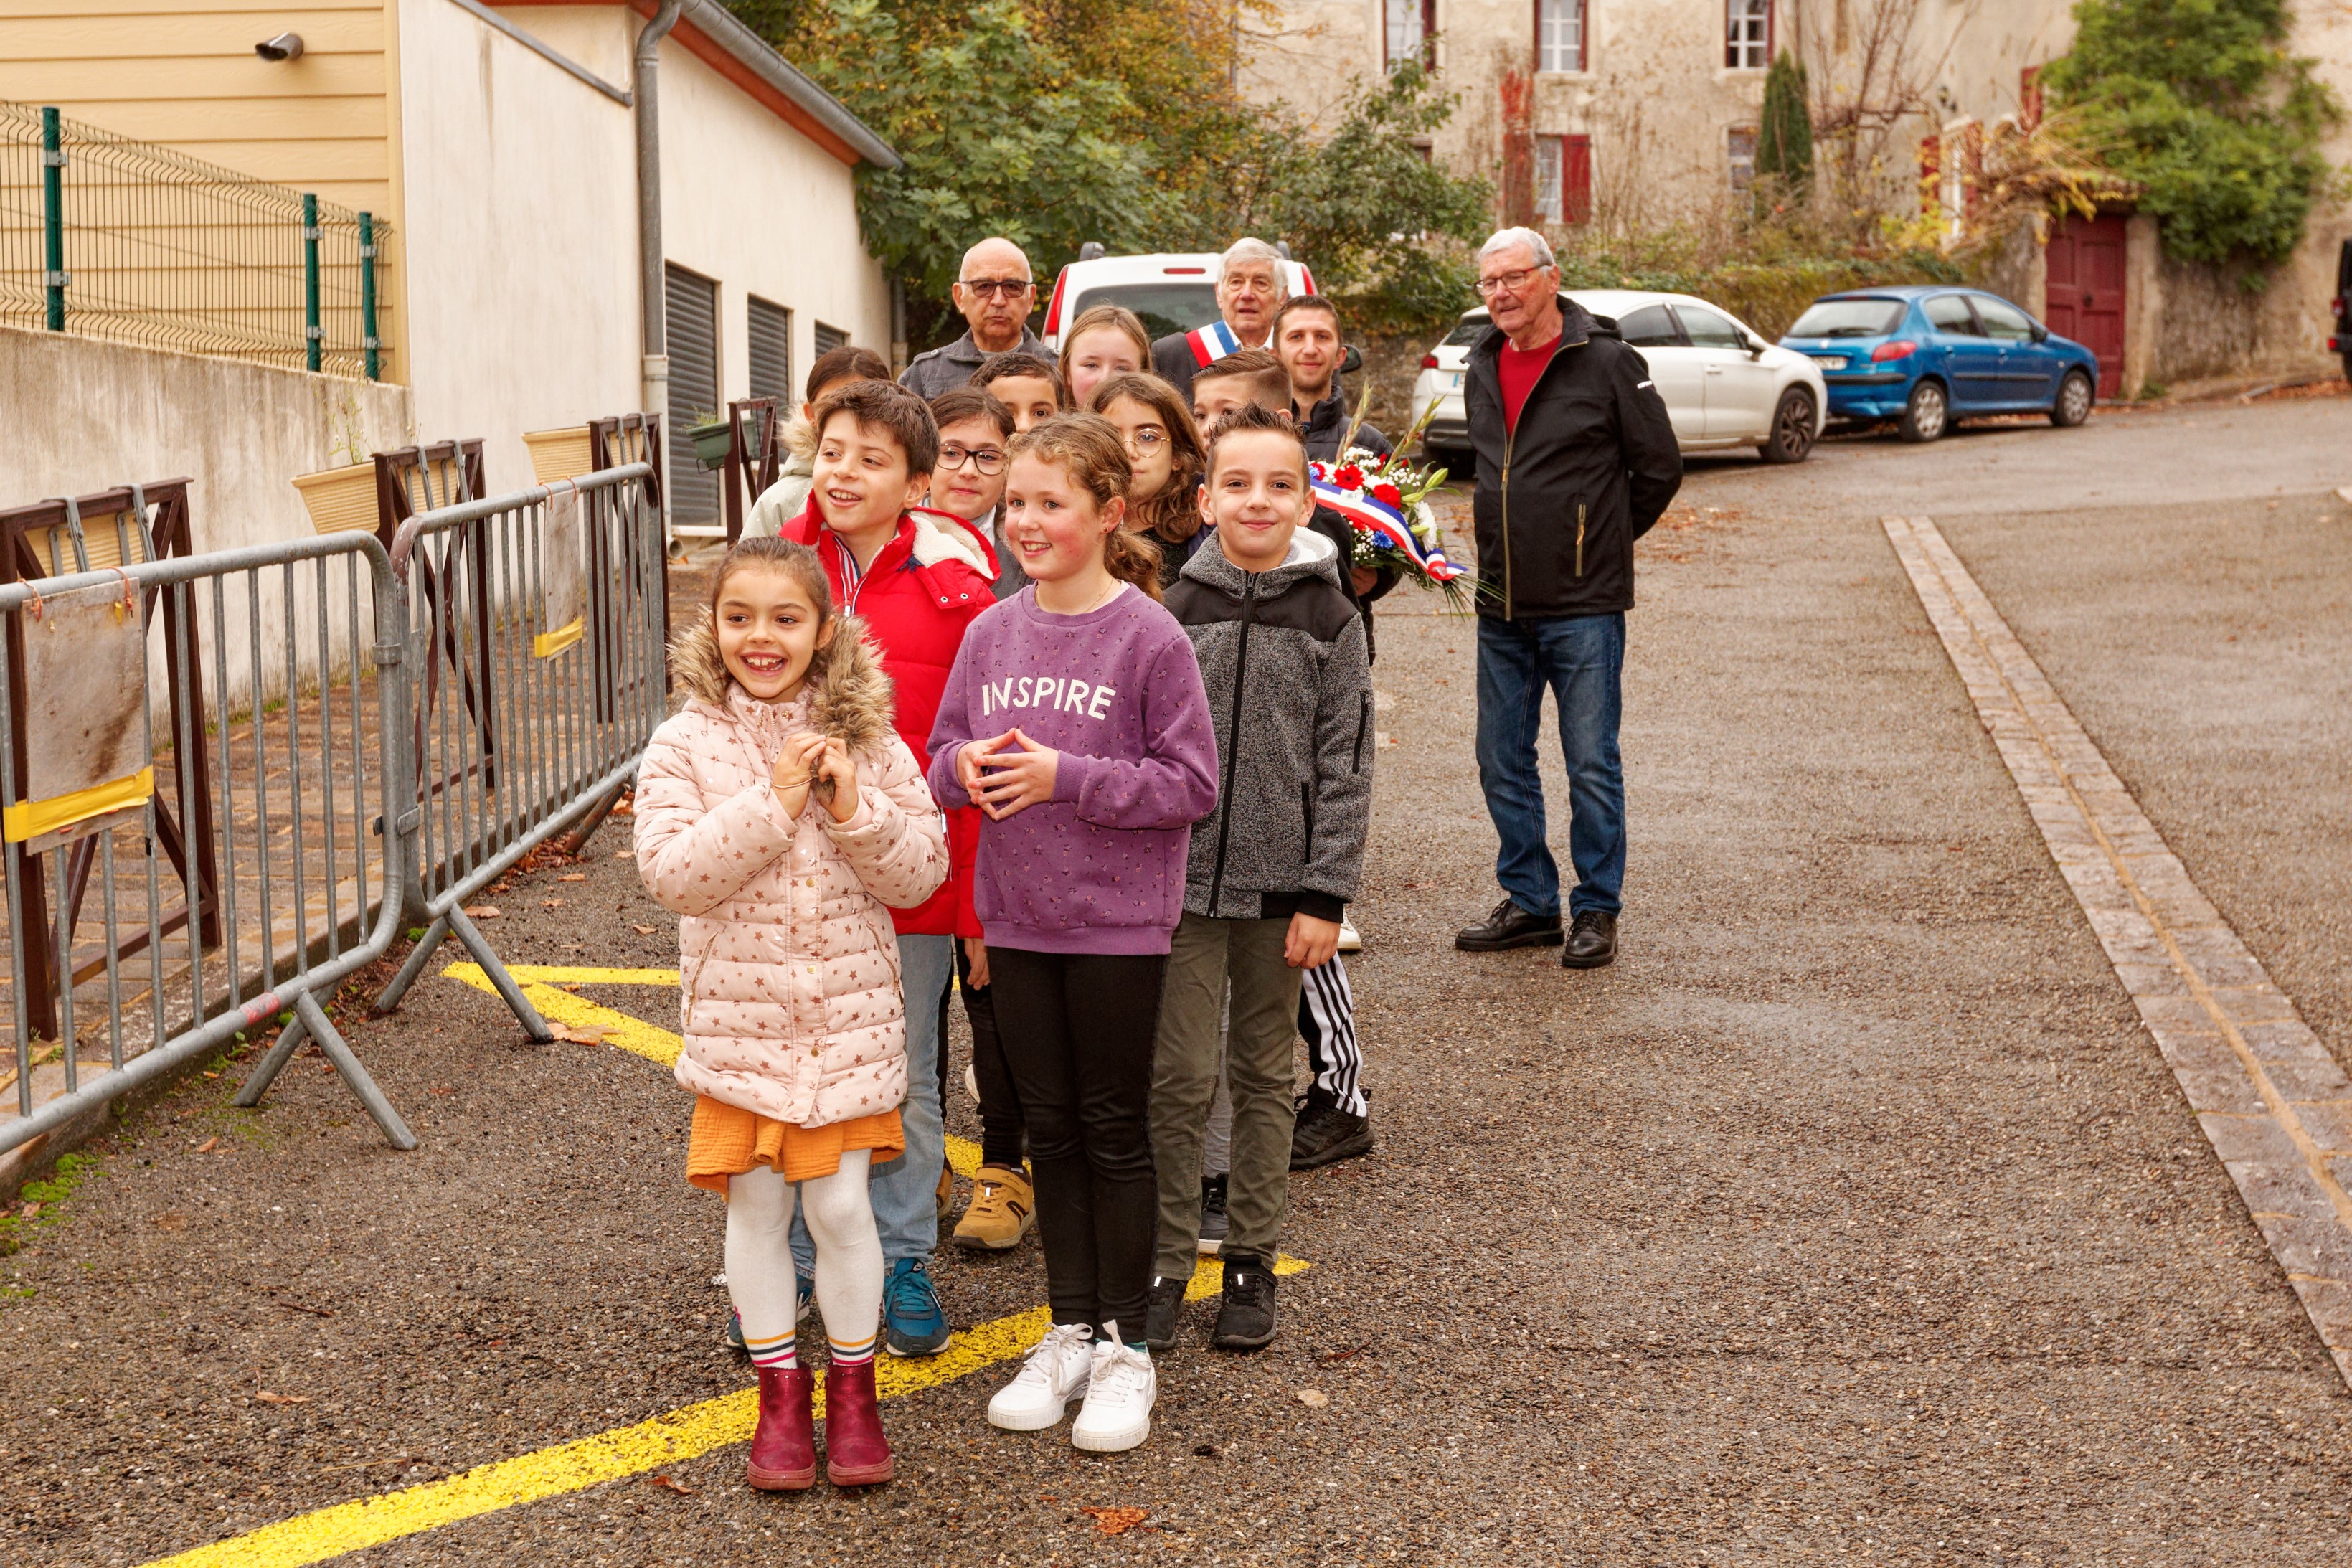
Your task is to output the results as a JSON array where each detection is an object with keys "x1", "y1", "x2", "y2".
[
  {"x1": 1347, "y1": 516, "x2": 1372, "y2": 532},
  {"x1": 1371, "y1": 483, "x2": 1403, "y2": 508},
  {"x1": 1333, "y1": 464, "x2": 1364, "y2": 489}
]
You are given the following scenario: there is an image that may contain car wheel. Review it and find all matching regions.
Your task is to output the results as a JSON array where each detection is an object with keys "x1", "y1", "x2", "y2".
[
  {"x1": 1898, "y1": 379, "x2": 1948, "y2": 443},
  {"x1": 2049, "y1": 368, "x2": 2094, "y2": 428},
  {"x1": 1758, "y1": 387, "x2": 1818, "y2": 464}
]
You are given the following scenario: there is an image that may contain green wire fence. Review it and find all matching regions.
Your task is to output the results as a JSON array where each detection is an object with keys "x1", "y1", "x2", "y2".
[{"x1": 1, "y1": 101, "x2": 387, "y2": 379}]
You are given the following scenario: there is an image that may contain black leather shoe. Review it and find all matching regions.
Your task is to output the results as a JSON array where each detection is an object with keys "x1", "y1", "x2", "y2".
[
  {"x1": 1560, "y1": 910, "x2": 1617, "y2": 969},
  {"x1": 1455, "y1": 897, "x2": 1564, "y2": 952}
]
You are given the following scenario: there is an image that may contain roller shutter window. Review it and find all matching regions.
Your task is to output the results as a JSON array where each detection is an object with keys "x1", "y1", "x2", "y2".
[
  {"x1": 665, "y1": 264, "x2": 721, "y2": 530},
  {"x1": 748, "y1": 296, "x2": 793, "y2": 405},
  {"x1": 813, "y1": 321, "x2": 849, "y2": 358}
]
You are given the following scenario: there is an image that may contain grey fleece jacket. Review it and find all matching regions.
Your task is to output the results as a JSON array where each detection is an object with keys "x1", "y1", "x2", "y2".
[{"x1": 1163, "y1": 526, "x2": 1374, "y2": 922}]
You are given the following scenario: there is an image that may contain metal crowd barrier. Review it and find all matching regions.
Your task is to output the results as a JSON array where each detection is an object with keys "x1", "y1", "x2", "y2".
[
  {"x1": 372, "y1": 461, "x2": 669, "y2": 1036},
  {"x1": 0, "y1": 529, "x2": 417, "y2": 1157}
]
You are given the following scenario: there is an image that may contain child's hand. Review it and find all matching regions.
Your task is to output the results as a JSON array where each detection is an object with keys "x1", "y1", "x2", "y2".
[
  {"x1": 1285, "y1": 912, "x2": 1341, "y2": 970},
  {"x1": 955, "y1": 735, "x2": 1007, "y2": 802},
  {"x1": 963, "y1": 936, "x2": 990, "y2": 989},
  {"x1": 771, "y1": 731, "x2": 826, "y2": 818},
  {"x1": 972, "y1": 728, "x2": 1059, "y2": 820},
  {"x1": 815, "y1": 738, "x2": 860, "y2": 824}
]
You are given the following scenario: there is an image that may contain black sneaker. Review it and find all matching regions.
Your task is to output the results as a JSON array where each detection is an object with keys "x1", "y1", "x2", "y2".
[
  {"x1": 1195, "y1": 1174, "x2": 1229, "y2": 1255},
  {"x1": 1211, "y1": 1258, "x2": 1277, "y2": 1351},
  {"x1": 1455, "y1": 897, "x2": 1563, "y2": 952},
  {"x1": 1561, "y1": 909, "x2": 1618, "y2": 969},
  {"x1": 1143, "y1": 1275, "x2": 1186, "y2": 1352},
  {"x1": 1289, "y1": 1089, "x2": 1374, "y2": 1171}
]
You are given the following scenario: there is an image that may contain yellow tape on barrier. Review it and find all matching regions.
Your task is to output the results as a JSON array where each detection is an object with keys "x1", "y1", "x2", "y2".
[
  {"x1": 532, "y1": 617, "x2": 585, "y2": 659},
  {"x1": 3, "y1": 765, "x2": 153, "y2": 844}
]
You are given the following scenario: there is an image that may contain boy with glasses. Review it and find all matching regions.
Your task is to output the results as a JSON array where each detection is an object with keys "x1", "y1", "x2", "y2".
[{"x1": 903, "y1": 237, "x2": 1053, "y2": 399}]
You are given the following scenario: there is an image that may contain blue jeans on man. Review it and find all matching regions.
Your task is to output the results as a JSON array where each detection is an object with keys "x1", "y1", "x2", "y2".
[
  {"x1": 1474, "y1": 613, "x2": 1625, "y2": 918},
  {"x1": 792, "y1": 930, "x2": 954, "y2": 1353}
]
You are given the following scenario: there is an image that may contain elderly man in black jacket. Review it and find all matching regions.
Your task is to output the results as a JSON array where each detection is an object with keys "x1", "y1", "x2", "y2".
[{"x1": 1453, "y1": 227, "x2": 1681, "y2": 969}]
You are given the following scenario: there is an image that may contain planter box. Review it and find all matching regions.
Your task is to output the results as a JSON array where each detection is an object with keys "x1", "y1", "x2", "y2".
[
  {"x1": 687, "y1": 419, "x2": 732, "y2": 471},
  {"x1": 292, "y1": 462, "x2": 378, "y2": 536},
  {"x1": 523, "y1": 425, "x2": 594, "y2": 485}
]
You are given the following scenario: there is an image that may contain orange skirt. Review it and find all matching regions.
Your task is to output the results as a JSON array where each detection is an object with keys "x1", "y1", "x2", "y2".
[{"x1": 686, "y1": 1095, "x2": 905, "y2": 1194}]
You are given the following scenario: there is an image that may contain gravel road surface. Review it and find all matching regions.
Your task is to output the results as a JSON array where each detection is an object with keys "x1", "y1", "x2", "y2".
[{"x1": 4, "y1": 397, "x2": 2348, "y2": 1566}]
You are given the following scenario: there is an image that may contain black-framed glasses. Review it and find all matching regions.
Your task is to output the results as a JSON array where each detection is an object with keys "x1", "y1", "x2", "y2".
[
  {"x1": 1475, "y1": 267, "x2": 1549, "y2": 297},
  {"x1": 958, "y1": 278, "x2": 1034, "y2": 299},
  {"x1": 940, "y1": 443, "x2": 1008, "y2": 475}
]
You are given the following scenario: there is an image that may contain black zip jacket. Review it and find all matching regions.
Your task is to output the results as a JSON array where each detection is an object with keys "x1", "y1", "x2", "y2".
[
  {"x1": 1464, "y1": 296, "x2": 1682, "y2": 620},
  {"x1": 1297, "y1": 389, "x2": 1389, "y2": 464}
]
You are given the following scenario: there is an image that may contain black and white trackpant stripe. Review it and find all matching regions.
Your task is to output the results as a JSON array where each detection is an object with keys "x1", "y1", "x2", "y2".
[{"x1": 1297, "y1": 953, "x2": 1367, "y2": 1117}]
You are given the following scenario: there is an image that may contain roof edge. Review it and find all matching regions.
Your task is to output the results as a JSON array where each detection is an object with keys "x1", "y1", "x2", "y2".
[{"x1": 676, "y1": 0, "x2": 899, "y2": 170}]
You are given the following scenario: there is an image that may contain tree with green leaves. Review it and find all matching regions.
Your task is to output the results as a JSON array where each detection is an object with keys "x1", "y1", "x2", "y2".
[
  {"x1": 1755, "y1": 51, "x2": 1813, "y2": 195},
  {"x1": 2042, "y1": 0, "x2": 2341, "y2": 271}
]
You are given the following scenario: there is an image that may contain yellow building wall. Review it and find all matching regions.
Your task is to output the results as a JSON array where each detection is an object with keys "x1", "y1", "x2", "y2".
[{"x1": 0, "y1": 0, "x2": 408, "y2": 380}]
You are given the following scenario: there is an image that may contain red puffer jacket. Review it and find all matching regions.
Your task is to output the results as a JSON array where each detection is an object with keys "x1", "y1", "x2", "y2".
[{"x1": 783, "y1": 500, "x2": 994, "y2": 937}]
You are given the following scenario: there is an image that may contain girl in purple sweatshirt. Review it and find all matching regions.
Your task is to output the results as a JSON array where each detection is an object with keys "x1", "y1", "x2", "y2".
[{"x1": 927, "y1": 413, "x2": 1217, "y2": 1454}]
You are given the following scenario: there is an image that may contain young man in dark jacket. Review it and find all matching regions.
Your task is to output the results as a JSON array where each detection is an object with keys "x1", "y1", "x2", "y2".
[
  {"x1": 1146, "y1": 405, "x2": 1374, "y2": 1354},
  {"x1": 1454, "y1": 227, "x2": 1681, "y2": 969},
  {"x1": 1272, "y1": 295, "x2": 1389, "y2": 463}
]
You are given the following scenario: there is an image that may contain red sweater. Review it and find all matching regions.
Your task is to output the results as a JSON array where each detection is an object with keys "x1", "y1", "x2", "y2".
[
  {"x1": 783, "y1": 501, "x2": 995, "y2": 937},
  {"x1": 1498, "y1": 331, "x2": 1562, "y2": 435}
]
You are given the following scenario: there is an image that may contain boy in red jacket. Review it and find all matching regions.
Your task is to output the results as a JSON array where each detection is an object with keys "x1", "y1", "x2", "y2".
[{"x1": 777, "y1": 379, "x2": 995, "y2": 1356}]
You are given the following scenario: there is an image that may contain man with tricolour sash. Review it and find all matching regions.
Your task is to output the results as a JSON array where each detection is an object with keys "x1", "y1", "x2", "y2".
[{"x1": 1150, "y1": 237, "x2": 1290, "y2": 402}]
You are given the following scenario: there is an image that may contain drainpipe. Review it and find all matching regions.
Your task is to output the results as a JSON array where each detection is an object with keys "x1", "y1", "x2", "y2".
[{"x1": 636, "y1": 0, "x2": 684, "y2": 516}]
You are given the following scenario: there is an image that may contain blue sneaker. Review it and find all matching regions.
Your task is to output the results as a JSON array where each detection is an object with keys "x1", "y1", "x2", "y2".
[
  {"x1": 882, "y1": 1257, "x2": 951, "y2": 1357},
  {"x1": 724, "y1": 1277, "x2": 811, "y2": 1354}
]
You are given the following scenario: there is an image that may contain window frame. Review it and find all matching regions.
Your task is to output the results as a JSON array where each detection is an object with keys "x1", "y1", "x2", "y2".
[
  {"x1": 1536, "y1": 0, "x2": 1587, "y2": 75},
  {"x1": 1727, "y1": 124, "x2": 1759, "y2": 193},
  {"x1": 1385, "y1": 0, "x2": 1437, "y2": 72},
  {"x1": 1725, "y1": 0, "x2": 1772, "y2": 70}
]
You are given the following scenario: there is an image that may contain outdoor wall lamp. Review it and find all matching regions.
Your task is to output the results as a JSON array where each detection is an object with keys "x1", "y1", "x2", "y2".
[{"x1": 255, "y1": 32, "x2": 305, "y2": 62}]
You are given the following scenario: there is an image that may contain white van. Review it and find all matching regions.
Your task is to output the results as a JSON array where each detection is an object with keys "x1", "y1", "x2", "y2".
[{"x1": 1041, "y1": 247, "x2": 1319, "y2": 351}]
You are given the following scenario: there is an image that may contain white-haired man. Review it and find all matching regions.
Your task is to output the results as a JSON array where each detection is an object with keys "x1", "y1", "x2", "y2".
[
  {"x1": 1454, "y1": 227, "x2": 1681, "y2": 970},
  {"x1": 1150, "y1": 237, "x2": 1289, "y2": 400},
  {"x1": 902, "y1": 237, "x2": 1053, "y2": 400}
]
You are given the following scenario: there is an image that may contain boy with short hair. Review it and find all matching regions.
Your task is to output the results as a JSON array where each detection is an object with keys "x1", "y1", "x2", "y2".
[
  {"x1": 746, "y1": 345, "x2": 895, "y2": 539},
  {"x1": 970, "y1": 353, "x2": 1067, "y2": 432},
  {"x1": 777, "y1": 379, "x2": 996, "y2": 1356},
  {"x1": 1187, "y1": 351, "x2": 1383, "y2": 1174},
  {"x1": 1146, "y1": 402, "x2": 1373, "y2": 1351}
]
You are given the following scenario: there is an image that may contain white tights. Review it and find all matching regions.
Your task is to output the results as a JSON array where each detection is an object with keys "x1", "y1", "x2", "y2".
[{"x1": 725, "y1": 1152, "x2": 882, "y2": 1366}]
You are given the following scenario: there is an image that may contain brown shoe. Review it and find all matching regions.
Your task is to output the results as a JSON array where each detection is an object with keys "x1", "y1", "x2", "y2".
[
  {"x1": 745, "y1": 1366, "x2": 815, "y2": 1491},
  {"x1": 951, "y1": 1164, "x2": 1036, "y2": 1252},
  {"x1": 823, "y1": 1359, "x2": 894, "y2": 1486},
  {"x1": 935, "y1": 1161, "x2": 955, "y2": 1220}
]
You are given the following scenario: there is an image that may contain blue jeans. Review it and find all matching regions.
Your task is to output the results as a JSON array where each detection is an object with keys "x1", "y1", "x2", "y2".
[
  {"x1": 1474, "y1": 613, "x2": 1625, "y2": 920},
  {"x1": 793, "y1": 932, "x2": 953, "y2": 1275}
]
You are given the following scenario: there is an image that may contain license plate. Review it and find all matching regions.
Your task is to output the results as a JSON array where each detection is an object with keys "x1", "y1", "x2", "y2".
[{"x1": 1815, "y1": 356, "x2": 1848, "y2": 371}]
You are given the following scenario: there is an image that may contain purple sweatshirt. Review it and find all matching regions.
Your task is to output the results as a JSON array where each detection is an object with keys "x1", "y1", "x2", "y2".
[{"x1": 926, "y1": 585, "x2": 1219, "y2": 955}]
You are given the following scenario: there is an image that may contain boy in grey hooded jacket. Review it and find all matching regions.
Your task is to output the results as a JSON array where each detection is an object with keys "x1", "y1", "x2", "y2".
[{"x1": 1145, "y1": 405, "x2": 1373, "y2": 1352}]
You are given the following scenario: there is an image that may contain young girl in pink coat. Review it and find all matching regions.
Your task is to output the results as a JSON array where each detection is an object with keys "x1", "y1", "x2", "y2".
[{"x1": 636, "y1": 537, "x2": 948, "y2": 1492}]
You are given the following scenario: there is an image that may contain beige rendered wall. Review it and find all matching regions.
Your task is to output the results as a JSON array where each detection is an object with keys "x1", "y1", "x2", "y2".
[
  {"x1": 656, "y1": 34, "x2": 892, "y2": 404},
  {"x1": 393, "y1": 0, "x2": 639, "y2": 498}
]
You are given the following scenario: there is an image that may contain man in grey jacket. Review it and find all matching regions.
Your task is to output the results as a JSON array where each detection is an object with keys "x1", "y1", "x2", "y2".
[
  {"x1": 899, "y1": 237, "x2": 1053, "y2": 399},
  {"x1": 1146, "y1": 404, "x2": 1373, "y2": 1356}
]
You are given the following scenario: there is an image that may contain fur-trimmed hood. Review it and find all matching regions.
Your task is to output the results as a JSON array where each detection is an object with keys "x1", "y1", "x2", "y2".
[{"x1": 668, "y1": 610, "x2": 897, "y2": 755}]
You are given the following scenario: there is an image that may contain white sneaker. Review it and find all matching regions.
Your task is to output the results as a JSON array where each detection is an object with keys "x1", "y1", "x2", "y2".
[
  {"x1": 964, "y1": 1062, "x2": 980, "y2": 1104},
  {"x1": 987, "y1": 1321, "x2": 1093, "y2": 1431},
  {"x1": 1069, "y1": 1329, "x2": 1156, "y2": 1453},
  {"x1": 1336, "y1": 917, "x2": 1362, "y2": 953}
]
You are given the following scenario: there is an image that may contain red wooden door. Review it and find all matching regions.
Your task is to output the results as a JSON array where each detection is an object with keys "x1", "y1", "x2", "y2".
[{"x1": 2046, "y1": 215, "x2": 2126, "y2": 398}]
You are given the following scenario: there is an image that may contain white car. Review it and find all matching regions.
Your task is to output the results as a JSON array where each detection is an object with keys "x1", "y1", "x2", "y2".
[
  {"x1": 1042, "y1": 247, "x2": 1319, "y2": 351},
  {"x1": 1412, "y1": 291, "x2": 1828, "y2": 467}
]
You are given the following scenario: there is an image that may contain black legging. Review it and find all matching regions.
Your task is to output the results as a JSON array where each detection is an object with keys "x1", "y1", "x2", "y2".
[
  {"x1": 986, "y1": 946, "x2": 1166, "y2": 1337},
  {"x1": 954, "y1": 939, "x2": 1027, "y2": 1170}
]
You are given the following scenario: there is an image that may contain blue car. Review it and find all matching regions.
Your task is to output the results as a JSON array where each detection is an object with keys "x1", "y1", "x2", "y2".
[{"x1": 1777, "y1": 285, "x2": 2100, "y2": 443}]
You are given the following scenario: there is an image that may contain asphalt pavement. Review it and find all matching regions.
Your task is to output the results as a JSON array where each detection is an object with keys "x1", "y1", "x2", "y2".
[{"x1": 4, "y1": 395, "x2": 2349, "y2": 1566}]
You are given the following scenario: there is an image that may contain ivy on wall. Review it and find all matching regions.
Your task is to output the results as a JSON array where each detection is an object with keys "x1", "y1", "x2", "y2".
[{"x1": 2043, "y1": 0, "x2": 2341, "y2": 272}]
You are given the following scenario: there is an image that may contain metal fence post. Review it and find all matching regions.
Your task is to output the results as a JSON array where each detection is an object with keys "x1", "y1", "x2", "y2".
[
  {"x1": 359, "y1": 211, "x2": 379, "y2": 382},
  {"x1": 40, "y1": 106, "x2": 65, "y2": 331},
  {"x1": 301, "y1": 192, "x2": 321, "y2": 372}
]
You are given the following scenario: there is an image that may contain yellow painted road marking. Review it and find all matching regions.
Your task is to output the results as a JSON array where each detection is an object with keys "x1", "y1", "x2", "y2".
[
  {"x1": 138, "y1": 1254, "x2": 1307, "y2": 1568},
  {"x1": 498, "y1": 965, "x2": 678, "y2": 986}
]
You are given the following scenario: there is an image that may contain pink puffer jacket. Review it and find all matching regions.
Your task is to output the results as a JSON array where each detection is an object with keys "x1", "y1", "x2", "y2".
[{"x1": 635, "y1": 617, "x2": 948, "y2": 1127}]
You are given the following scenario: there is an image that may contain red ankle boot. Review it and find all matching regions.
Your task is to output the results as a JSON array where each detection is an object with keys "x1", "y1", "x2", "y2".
[
  {"x1": 823, "y1": 1359, "x2": 894, "y2": 1486},
  {"x1": 746, "y1": 1366, "x2": 815, "y2": 1491}
]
